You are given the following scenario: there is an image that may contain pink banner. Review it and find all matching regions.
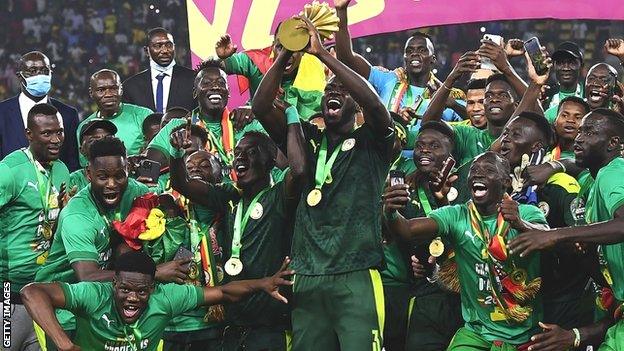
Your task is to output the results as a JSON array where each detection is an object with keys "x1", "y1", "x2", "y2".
[{"x1": 186, "y1": 0, "x2": 624, "y2": 107}]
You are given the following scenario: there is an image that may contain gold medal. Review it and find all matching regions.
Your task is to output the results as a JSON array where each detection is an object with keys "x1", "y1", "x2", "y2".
[
  {"x1": 41, "y1": 222, "x2": 53, "y2": 240},
  {"x1": 48, "y1": 194, "x2": 58, "y2": 209},
  {"x1": 341, "y1": 138, "x2": 355, "y2": 151},
  {"x1": 250, "y1": 203, "x2": 263, "y2": 220},
  {"x1": 429, "y1": 237, "x2": 445, "y2": 257},
  {"x1": 216, "y1": 265, "x2": 225, "y2": 283},
  {"x1": 188, "y1": 261, "x2": 199, "y2": 280},
  {"x1": 307, "y1": 189, "x2": 322, "y2": 207},
  {"x1": 225, "y1": 257, "x2": 243, "y2": 276}
]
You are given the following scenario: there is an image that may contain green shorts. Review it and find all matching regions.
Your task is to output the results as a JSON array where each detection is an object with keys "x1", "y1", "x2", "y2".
[
  {"x1": 291, "y1": 269, "x2": 384, "y2": 351},
  {"x1": 447, "y1": 327, "x2": 530, "y2": 351},
  {"x1": 599, "y1": 319, "x2": 624, "y2": 351},
  {"x1": 406, "y1": 291, "x2": 462, "y2": 351}
]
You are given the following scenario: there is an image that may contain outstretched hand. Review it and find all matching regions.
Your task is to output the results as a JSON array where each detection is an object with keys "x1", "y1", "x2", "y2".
[
  {"x1": 508, "y1": 229, "x2": 558, "y2": 258},
  {"x1": 527, "y1": 322, "x2": 575, "y2": 351},
  {"x1": 262, "y1": 257, "x2": 295, "y2": 303},
  {"x1": 605, "y1": 38, "x2": 624, "y2": 61},
  {"x1": 294, "y1": 16, "x2": 325, "y2": 56},
  {"x1": 215, "y1": 34, "x2": 238, "y2": 59}
]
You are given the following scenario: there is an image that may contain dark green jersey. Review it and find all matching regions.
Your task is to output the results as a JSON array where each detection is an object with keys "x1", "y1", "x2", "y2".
[
  {"x1": 35, "y1": 179, "x2": 149, "y2": 329},
  {"x1": 452, "y1": 124, "x2": 496, "y2": 167},
  {"x1": 220, "y1": 180, "x2": 293, "y2": 327},
  {"x1": 61, "y1": 281, "x2": 203, "y2": 351},
  {"x1": 292, "y1": 123, "x2": 396, "y2": 275},
  {"x1": 430, "y1": 204, "x2": 547, "y2": 343},
  {"x1": 0, "y1": 149, "x2": 69, "y2": 292}
]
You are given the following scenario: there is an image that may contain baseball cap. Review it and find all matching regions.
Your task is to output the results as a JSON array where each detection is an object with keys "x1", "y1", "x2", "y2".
[
  {"x1": 80, "y1": 119, "x2": 117, "y2": 143},
  {"x1": 552, "y1": 41, "x2": 583, "y2": 64}
]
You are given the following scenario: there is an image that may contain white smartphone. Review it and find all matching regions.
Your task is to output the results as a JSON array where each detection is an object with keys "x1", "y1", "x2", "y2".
[{"x1": 481, "y1": 34, "x2": 504, "y2": 70}]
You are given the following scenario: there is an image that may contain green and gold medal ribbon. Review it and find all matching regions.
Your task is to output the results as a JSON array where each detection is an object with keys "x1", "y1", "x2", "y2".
[
  {"x1": 229, "y1": 187, "x2": 270, "y2": 262},
  {"x1": 416, "y1": 187, "x2": 433, "y2": 215}
]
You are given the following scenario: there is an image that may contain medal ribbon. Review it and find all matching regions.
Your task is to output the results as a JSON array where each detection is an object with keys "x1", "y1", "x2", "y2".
[
  {"x1": 122, "y1": 323, "x2": 142, "y2": 351},
  {"x1": 551, "y1": 145, "x2": 561, "y2": 161},
  {"x1": 467, "y1": 201, "x2": 510, "y2": 259},
  {"x1": 229, "y1": 187, "x2": 270, "y2": 260},
  {"x1": 388, "y1": 81, "x2": 411, "y2": 113},
  {"x1": 193, "y1": 108, "x2": 237, "y2": 180},
  {"x1": 187, "y1": 205, "x2": 220, "y2": 287},
  {"x1": 24, "y1": 149, "x2": 54, "y2": 220},
  {"x1": 416, "y1": 187, "x2": 433, "y2": 216},
  {"x1": 313, "y1": 135, "x2": 344, "y2": 191}
]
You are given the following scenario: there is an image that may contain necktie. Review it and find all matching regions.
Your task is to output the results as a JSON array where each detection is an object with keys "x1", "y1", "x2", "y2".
[{"x1": 156, "y1": 73, "x2": 166, "y2": 112}]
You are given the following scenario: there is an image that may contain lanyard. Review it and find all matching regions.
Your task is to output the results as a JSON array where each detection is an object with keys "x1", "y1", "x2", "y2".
[
  {"x1": 416, "y1": 187, "x2": 433, "y2": 216},
  {"x1": 230, "y1": 187, "x2": 270, "y2": 259},
  {"x1": 24, "y1": 149, "x2": 54, "y2": 219},
  {"x1": 467, "y1": 201, "x2": 510, "y2": 250},
  {"x1": 313, "y1": 135, "x2": 343, "y2": 190},
  {"x1": 122, "y1": 323, "x2": 142, "y2": 351},
  {"x1": 192, "y1": 108, "x2": 236, "y2": 178}
]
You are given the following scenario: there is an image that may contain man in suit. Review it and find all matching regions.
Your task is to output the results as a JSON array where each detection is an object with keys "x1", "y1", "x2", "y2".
[
  {"x1": 0, "y1": 51, "x2": 80, "y2": 171},
  {"x1": 122, "y1": 27, "x2": 196, "y2": 112}
]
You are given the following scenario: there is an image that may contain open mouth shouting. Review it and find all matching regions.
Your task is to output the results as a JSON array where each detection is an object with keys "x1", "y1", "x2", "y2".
[
  {"x1": 208, "y1": 94, "x2": 223, "y2": 106},
  {"x1": 471, "y1": 181, "x2": 489, "y2": 200},
  {"x1": 587, "y1": 89, "x2": 605, "y2": 104},
  {"x1": 234, "y1": 162, "x2": 249, "y2": 179},
  {"x1": 102, "y1": 190, "x2": 121, "y2": 206},
  {"x1": 122, "y1": 304, "x2": 140, "y2": 320},
  {"x1": 325, "y1": 97, "x2": 344, "y2": 118}
]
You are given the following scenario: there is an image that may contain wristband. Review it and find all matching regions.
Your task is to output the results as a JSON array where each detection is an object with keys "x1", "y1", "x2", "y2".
[
  {"x1": 572, "y1": 328, "x2": 581, "y2": 348},
  {"x1": 442, "y1": 82, "x2": 453, "y2": 91},
  {"x1": 285, "y1": 106, "x2": 300, "y2": 125},
  {"x1": 172, "y1": 148, "x2": 185, "y2": 159}
]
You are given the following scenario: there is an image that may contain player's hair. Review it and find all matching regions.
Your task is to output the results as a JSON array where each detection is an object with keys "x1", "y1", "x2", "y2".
[
  {"x1": 466, "y1": 78, "x2": 487, "y2": 91},
  {"x1": 486, "y1": 73, "x2": 518, "y2": 100},
  {"x1": 115, "y1": 251, "x2": 157, "y2": 278},
  {"x1": 240, "y1": 131, "x2": 277, "y2": 171},
  {"x1": 475, "y1": 151, "x2": 511, "y2": 178},
  {"x1": 171, "y1": 123, "x2": 209, "y2": 147},
  {"x1": 142, "y1": 113, "x2": 163, "y2": 135},
  {"x1": 195, "y1": 57, "x2": 223, "y2": 75},
  {"x1": 515, "y1": 111, "x2": 555, "y2": 149},
  {"x1": 556, "y1": 96, "x2": 590, "y2": 115},
  {"x1": 162, "y1": 107, "x2": 190, "y2": 127},
  {"x1": 88, "y1": 136, "x2": 126, "y2": 162},
  {"x1": 418, "y1": 121, "x2": 455, "y2": 146},
  {"x1": 406, "y1": 32, "x2": 435, "y2": 54},
  {"x1": 27, "y1": 103, "x2": 59, "y2": 129},
  {"x1": 147, "y1": 27, "x2": 171, "y2": 43},
  {"x1": 591, "y1": 108, "x2": 624, "y2": 139}
]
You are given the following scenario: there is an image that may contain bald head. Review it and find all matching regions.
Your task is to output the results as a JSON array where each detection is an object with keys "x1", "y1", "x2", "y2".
[
  {"x1": 18, "y1": 51, "x2": 50, "y2": 71},
  {"x1": 90, "y1": 69, "x2": 121, "y2": 88}
]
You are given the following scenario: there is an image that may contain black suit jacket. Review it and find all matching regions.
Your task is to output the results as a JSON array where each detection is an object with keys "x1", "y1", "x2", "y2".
[
  {"x1": 0, "y1": 95, "x2": 80, "y2": 171},
  {"x1": 122, "y1": 64, "x2": 197, "y2": 112}
]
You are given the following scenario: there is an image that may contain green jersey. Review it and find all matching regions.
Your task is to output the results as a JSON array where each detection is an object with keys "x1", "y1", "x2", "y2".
[
  {"x1": 0, "y1": 149, "x2": 69, "y2": 292},
  {"x1": 148, "y1": 112, "x2": 265, "y2": 181},
  {"x1": 35, "y1": 179, "x2": 149, "y2": 329},
  {"x1": 429, "y1": 203, "x2": 547, "y2": 343},
  {"x1": 61, "y1": 281, "x2": 203, "y2": 351},
  {"x1": 219, "y1": 180, "x2": 293, "y2": 327},
  {"x1": 292, "y1": 123, "x2": 396, "y2": 275},
  {"x1": 77, "y1": 103, "x2": 153, "y2": 166},
  {"x1": 223, "y1": 53, "x2": 322, "y2": 120},
  {"x1": 585, "y1": 157, "x2": 624, "y2": 301},
  {"x1": 67, "y1": 169, "x2": 89, "y2": 194},
  {"x1": 545, "y1": 84, "x2": 584, "y2": 124},
  {"x1": 452, "y1": 124, "x2": 496, "y2": 167}
]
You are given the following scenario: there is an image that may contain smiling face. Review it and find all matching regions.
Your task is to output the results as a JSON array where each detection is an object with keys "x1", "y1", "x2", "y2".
[
  {"x1": 186, "y1": 151, "x2": 216, "y2": 183},
  {"x1": 233, "y1": 136, "x2": 271, "y2": 190},
  {"x1": 466, "y1": 88, "x2": 486, "y2": 129},
  {"x1": 585, "y1": 64, "x2": 616, "y2": 110},
  {"x1": 113, "y1": 271, "x2": 154, "y2": 324},
  {"x1": 554, "y1": 100, "x2": 586, "y2": 144},
  {"x1": 321, "y1": 77, "x2": 357, "y2": 131},
  {"x1": 574, "y1": 114, "x2": 614, "y2": 171},
  {"x1": 413, "y1": 129, "x2": 452, "y2": 176},
  {"x1": 468, "y1": 153, "x2": 510, "y2": 209},
  {"x1": 87, "y1": 155, "x2": 128, "y2": 210},
  {"x1": 90, "y1": 71, "x2": 122, "y2": 117},
  {"x1": 27, "y1": 114, "x2": 64, "y2": 163},
  {"x1": 146, "y1": 32, "x2": 175, "y2": 67},
  {"x1": 195, "y1": 68, "x2": 228, "y2": 114},
  {"x1": 554, "y1": 56, "x2": 581, "y2": 89},
  {"x1": 403, "y1": 36, "x2": 435, "y2": 78},
  {"x1": 499, "y1": 117, "x2": 543, "y2": 168},
  {"x1": 484, "y1": 79, "x2": 516, "y2": 126}
]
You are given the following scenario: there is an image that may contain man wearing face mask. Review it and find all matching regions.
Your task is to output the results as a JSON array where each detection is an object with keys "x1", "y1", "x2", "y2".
[
  {"x1": 0, "y1": 51, "x2": 80, "y2": 171},
  {"x1": 123, "y1": 27, "x2": 197, "y2": 112}
]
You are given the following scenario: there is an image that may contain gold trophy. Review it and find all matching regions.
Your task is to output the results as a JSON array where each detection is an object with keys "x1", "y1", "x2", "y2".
[{"x1": 277, "y1": 1, "x2": 340, "y2": 51}]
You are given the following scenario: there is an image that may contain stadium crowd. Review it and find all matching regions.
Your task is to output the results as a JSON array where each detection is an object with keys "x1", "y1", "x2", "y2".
[{"x1": 3, "y1": 0, "x2": 624, "y2": 350}]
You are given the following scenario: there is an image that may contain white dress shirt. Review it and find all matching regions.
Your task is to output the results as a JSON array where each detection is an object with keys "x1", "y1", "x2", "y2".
[
  {"x1": 18, "y1": 92, "x2": 63, "y2": 128},
  {"x1": 150, "y1": 64, "x2": 174, "y2": 112}
]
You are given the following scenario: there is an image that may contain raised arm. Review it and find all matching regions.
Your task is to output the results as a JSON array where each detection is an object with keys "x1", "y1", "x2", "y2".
[
  {"x1": 21, "y1": 283, "x2": 77, "y2": 351},
  {"x1": 382, "y1": 184, "x2": 440, "y2": 241},
  {"x1": 274, "y1": 99, "x2": 308, "y2": 208},
  {"x1": 250, "y1": 50, "x2": 291, "y2": 144},
  {"x1": 333, "y1": 0, "x2": 372, "y2": 79},
  {"x1": 478, "y1": 39, "x2": 528, "y2": 97},
  {"x1": 201, "y1": 257, "x2": 294, "y2": 304},
  {"x1": 299, "y1": 17, "x2": 392, "y2": 136},
  {"x1": 422, "y1": 51, "x2": 479, "y2": 123}
]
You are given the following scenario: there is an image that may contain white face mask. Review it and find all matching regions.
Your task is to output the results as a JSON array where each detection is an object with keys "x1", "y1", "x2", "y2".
[{"x1": 149, "y1": 51, "x2": 176, "y2": 73}]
